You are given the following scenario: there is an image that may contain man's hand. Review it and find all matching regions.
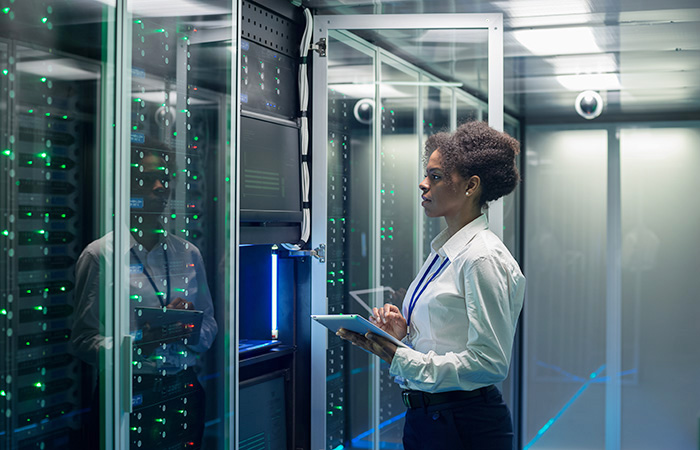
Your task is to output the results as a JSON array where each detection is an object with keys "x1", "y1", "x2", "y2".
[
  {"x1": 369, "y1": 303, "x2": 407, "y2": 341},
  {"x1": 336, "y1": 328, "x2": 397, "y2": 365},
  {"x1": 167, "y1": 297, "x2": 195, "y2": 311}
]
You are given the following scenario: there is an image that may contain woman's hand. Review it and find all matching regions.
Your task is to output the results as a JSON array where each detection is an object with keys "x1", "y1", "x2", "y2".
[
  {"x1": 370, "y1": 303, "x2": 407, "y2": 341},
  {"x1": 336, "y1": 328, "x2": 397, "y2": 365}
]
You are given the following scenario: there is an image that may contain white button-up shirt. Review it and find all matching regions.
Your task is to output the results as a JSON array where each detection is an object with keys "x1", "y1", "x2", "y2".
[{"x1": 389, "y1": 214, "x2": 525, "y2": 393}]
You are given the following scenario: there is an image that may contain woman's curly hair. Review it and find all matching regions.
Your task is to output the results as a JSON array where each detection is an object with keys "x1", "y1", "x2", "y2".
[{"x1": 424, "y1": 121, "x2": 521, "y2": 207}]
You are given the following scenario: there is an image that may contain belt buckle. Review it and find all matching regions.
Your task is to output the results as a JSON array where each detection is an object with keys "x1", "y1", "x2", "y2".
[{"x1": 402, "y1": 391, "x2": 412, "y2": 408}]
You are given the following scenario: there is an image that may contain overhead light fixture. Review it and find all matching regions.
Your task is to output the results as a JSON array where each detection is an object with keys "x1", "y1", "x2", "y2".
[
  {"x1": 557, "y1": 73, "x2": 620, "y2": 91},
  {"x1": 575, "y1": 90, "x2": 604, "y2": 120},
  {"x1": 513, "y1": 27, "x2": 600, "y2": 56}
]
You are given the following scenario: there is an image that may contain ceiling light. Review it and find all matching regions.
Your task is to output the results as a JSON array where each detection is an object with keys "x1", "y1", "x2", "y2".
[
  {"x1": 557, "y1": 73, "x2": 620, "y2": 91},
  {"x1": 513, "y1": 27, "x2": 600, "y2": 56}
]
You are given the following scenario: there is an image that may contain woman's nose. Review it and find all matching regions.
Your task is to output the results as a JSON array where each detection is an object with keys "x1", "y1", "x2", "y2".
[{"x1": 419, "y1": 177, "x2": 429, "y2": 192}]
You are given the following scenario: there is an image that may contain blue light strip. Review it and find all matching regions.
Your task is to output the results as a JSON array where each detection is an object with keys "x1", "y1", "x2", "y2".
[
  {"x1": 271, "y1": 250, "x2": 278, "y2": 336},
  {"x1": 524, "y1": 364, "x2": 606, "y2": 449}
]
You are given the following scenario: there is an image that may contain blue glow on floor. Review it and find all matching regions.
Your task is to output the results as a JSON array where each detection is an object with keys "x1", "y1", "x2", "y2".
[
  {"x1": 350, "y1": 411, "x2": 406, "y2": 448},
  {"x1": 524, "y1": 364, "x2": 606, "y2": 449}
]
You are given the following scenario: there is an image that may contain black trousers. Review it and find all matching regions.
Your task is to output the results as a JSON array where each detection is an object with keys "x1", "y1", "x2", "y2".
[{"x1": 402, "y1": 386, "x2": 513, "y2": 450}]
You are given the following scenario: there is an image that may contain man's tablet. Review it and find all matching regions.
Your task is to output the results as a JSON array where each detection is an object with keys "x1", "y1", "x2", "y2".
[{"x1": 311, "y1": 314, "x2": 407, "y2": 348}]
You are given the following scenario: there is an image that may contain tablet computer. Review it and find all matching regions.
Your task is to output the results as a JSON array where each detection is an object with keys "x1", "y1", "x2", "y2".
[
  {"x1": 311, "y1": 314, "x2": 407, "y2": 348},
  {"x1": 133, "y1": 306, "x2": 204, "y2": 346}
]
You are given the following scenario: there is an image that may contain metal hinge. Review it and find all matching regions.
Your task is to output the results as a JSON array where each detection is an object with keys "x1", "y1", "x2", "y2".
[{"x1": 309, "y1": 38, "x2": 326, "y2": 57}]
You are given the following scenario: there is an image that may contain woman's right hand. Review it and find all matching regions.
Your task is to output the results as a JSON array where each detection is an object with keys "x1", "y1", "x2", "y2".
[{"x1": 370, "y1": 303, "x2": 407, "y2": 341}]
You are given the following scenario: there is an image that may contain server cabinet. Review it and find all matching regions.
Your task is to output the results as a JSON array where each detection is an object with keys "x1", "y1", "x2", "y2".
[{"x1": 311, "y1": 15, "x2": 504, "y2": 450}]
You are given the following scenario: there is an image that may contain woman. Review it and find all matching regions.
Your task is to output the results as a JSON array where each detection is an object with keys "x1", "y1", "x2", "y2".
[{"x1": 337, "y1": 121, "x2": 525, "y2": 450}]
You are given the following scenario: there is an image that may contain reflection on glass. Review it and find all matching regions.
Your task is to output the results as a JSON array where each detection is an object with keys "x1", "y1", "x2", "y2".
[
  {"x1": 1, "y1": 2, "x2": 107, "y2": 447},
  {"x1": 121, "y1": 6, "x2": 232, "y2": 448}
]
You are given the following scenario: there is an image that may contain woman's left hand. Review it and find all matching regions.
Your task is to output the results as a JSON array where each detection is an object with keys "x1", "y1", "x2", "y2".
[{"x1": 336, "y1": 328, "x2": 397, "y2": 364}]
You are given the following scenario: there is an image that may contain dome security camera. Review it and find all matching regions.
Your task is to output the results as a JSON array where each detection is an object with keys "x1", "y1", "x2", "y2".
[
  {"x1": 353, "y1": 98, "x2": 375, "y2": 125},
  {"x1": 575, "y1": 90, "x2": 604, "y2": 120}
]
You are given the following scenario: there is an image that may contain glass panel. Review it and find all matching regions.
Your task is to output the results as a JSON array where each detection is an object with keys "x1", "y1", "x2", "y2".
[
  {"x1": 326, "y1": 30, "x2": 374, "y2": 450},
  {"x1": 376, "y1": 58, "x2": 419, "y2": 448},
  {"x1": 1, "y1": 2, "x2": 112, "y2": 448},
  {"x1": 421, "y1": 83, "x2": 451, "y2": 260},
  {"x1": 125, "y1": 3, "x2": 232, "y2": 449},
  {"x1": 620, "y1": 126, "x2": 700, "y2": 449},
  {"x1": 456, "y1": 94, "x2": 480, "y2": 125},
  {"x1": 523, "y1": 128, "x2": 608, "y2": 449}
]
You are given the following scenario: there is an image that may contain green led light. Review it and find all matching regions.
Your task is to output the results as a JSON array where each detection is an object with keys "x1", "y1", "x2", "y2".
[
  {"x1": 0, "y1": 390, "x2": 6, "y2": 396},
  {"x1": 34, "y1": 306, "x2": 43, "y2": 310},
  {"x1": 154, "y1": 229, "x2": 165, "y2": 234},
  {"x1": 2, "y1": 7, "x2": 10, "y2": 14},
  {"x1": 174, "y1": 288, "x2": 185, "y2": 292},
  {"x1": 155, "y1": 291, "x2": 165, "y2": 296},
  {"x1": 173, "y1": 131, "x2": 177, "y2": 136},
  {"x1": 40, "y1": 77, "x2": 47, "y2": 82},
  {"x1": 225, "y1": 177, "x2": 230, "y2": 182},
  {"x1": 1, "y1": 230, "x2": 8, "y2": 236},
  {"x1": 130, "y1": 295, "x2": 140, "y2": 300},
  {"x1": 193, "y1": 136, "x2": 199, "y2": 141},
  {"x1": 133, "y1": 98, "x2": 141, "y2": 102},
  {"x1": 60, "y1": 165, "x2": 66, "y2": 169},
  {"x1": 130, "y1": 427, "x2": 137, "y2": 431},
  {"x1": 27, "y1": 109, "x2": 33, "y2": 113},
  {"x1": 34, "y1": 382, "x2": 43, "y2": 388},
  {"x1": 130, "y1": 228, "x2": 138, "y2": 233},
  {"x1": 131, "y1": 163, "x2": 139, "y2": 167},
  {"x1": 154, "y1": 28, "x2": 165, "y2": 33},
  {"x1": 45, "y1": 113, "x2": 51, "y2": 117},
  {"x1": 26, "y1": 212, "x2": 32, "y2": 217},
  {"x1": 37, "y1": 152, "x2": 47, "y2": 158},
  {"x1": 133, "y1": 126, "x2": 138, "y2": 130},
  {"x1": 334, "y1": 406, "x2": 343, "y2": 410},
  {"x1": 155, "y1": 418, "x2": 165, "y2": 423},
  {"x1": 132, "y1": 361, "x2": 138, "y2": 366},
  {"x1": 36, "y1": 229, "x2": 46, "y2": 234},
  {"x1": 41, "y1": 17, "x2": 48, "y2": 23},
  {"x1": 180, "y1": 109, "x2": 188, "y2": 113},
  {"x1": 178, "y1": 410, "x2": 185, "y2": 413},
  {"x1": 134, "y1": 19, "x2": 142, "y2": 24},
  {"x1": 380, "y1": 235, "x2": 385, "y2": 239},
  {"x1": 0, "y1": 309, "x2": 7, "y2": 315},
  {"x1": 381, "y1": 227, "x2": 385, "y2": 231},
  {"x1": 192, "y1": 175, "x2": 197, "y2": 180},
  {"x1": 381, "y1": 189, "x2": 385, "y2": 193},
  {"x1": 171, "y1": 214, "x2": 177, "y2": 219},
  {"x1": 60, "y1": 213, "x2": 66, "y2": 218},
  {"x1": 27, "y1": 161, "x2": 33, "y2": 165},
  {"x1": 2, "y1": 149, "x2": 11, "y2": 157},
  {"x1": 2, "y1": 69, "x2": 8, "y2": 75},
  {"x1": 193, "y1": 215, "x2": 198, "y2": 220},
  {"x1": 390, "y1": 190, "x2": 395, "y2": 194},
  {"x1": 62, "y1": 115, "x2": 68, "y2": 119}
]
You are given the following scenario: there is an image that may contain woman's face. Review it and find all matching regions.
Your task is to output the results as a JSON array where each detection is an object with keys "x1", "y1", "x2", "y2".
[{"x1": 419, "y1": 150, "x2": 468, "y2": 218}]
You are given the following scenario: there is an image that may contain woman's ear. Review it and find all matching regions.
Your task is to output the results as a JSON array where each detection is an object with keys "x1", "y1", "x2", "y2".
[{"x1": 465, "y1": 175, "x2": 481, "y2": 197}]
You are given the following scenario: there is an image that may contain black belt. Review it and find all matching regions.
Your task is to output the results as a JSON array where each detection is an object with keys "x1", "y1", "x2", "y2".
[{"x1": 402, "y1": 385, "x2": 495, "y2": 409}]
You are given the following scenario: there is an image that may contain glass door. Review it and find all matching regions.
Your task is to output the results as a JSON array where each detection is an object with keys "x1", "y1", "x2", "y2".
[{"x1": 311, "y1": 13, "x2": 503, "y2": 450}]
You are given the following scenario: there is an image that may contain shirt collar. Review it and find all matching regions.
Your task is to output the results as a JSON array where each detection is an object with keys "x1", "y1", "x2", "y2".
[{"x1": 430, "y1": 214, "x2": 489, "y2": 261}]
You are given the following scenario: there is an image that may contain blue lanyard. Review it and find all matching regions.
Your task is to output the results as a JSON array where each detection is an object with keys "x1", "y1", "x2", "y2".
[
  {"x1": 131, "y1": 247, "x2": 170, "y2": 307},
  {"x1": 406, "y1": 254, "x2": 450, "y2": 328}
]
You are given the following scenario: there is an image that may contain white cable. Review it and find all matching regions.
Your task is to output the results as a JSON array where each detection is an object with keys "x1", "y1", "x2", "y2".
[{"x1": 283, "y1": 7, "x2": 313, "y2": 251}]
